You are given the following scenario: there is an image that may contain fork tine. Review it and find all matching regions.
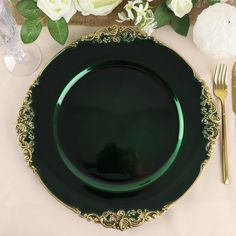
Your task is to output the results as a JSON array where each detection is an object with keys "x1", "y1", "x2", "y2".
[
  {"x1": 217, "y1": 64, "x2": 222, "y2": 89},
  {"x1": 222, "y1": 64, "x2": 225, "y2": 88},
  {"x1": 219, "y1": 64, "x2": 224, "y2": 89},
  {"x1": 223, "y1": 64, "x2": 228, "y2": 89},
  {"x1": 213, "y1": 63, "x2": 228, "y2": 90},
  {"x1": 222, "y1": 64, "x2": 227, "y2": 89},
  {"x1": 214, "y1": 64, "x2": 220, "y2": 88},
  {"x1": 216, "y1": 64, "x2": 221, "y2": 89}
]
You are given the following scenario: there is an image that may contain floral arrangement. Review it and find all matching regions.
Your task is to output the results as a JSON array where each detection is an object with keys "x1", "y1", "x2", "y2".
[{"x1": 14, "y1": 0, "x2": 219, "y2": 45}]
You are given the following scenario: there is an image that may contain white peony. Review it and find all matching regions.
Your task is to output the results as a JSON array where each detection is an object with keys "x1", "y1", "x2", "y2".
[
  {"x1": 37, "y1": 0, "x2": 76, "y2": 22},
  {"x1": 167, "y1": 0, "x2": 193, "y2": 18},
  {"x1": 75, "y1": 0, "x2": 123, "y2": 16}
]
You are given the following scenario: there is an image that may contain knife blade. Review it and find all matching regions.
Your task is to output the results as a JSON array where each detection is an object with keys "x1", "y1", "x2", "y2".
[{"x1": 232, "y1": 62, "x2": 236, "y2": 113}]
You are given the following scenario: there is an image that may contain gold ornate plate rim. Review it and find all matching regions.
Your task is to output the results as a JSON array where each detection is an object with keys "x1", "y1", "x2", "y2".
[{"x1": 16, "y1": 25, "x2": 220, "y2": 231}]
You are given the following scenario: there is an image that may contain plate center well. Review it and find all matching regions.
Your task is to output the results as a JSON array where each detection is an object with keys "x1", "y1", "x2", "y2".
[{"x1": 53, "y1": 61, "x2": 184, "y2": 193}]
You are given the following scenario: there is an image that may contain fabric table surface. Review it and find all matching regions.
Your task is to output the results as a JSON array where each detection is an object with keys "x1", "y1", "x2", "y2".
[{"x1": 0, "y1": 26, "x2": 236, "y2": 236}]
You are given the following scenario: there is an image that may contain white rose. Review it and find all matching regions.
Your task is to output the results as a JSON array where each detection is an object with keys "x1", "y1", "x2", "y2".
[
  {"x1": 167, "y1": 0, "x2": 193, "y2": 18},
  {"x1": 75, "y1": 0, "x2": 123, "y2": 16},
  {"x1": 37, "y1": 0, "x2": 76, "y2": 22}
]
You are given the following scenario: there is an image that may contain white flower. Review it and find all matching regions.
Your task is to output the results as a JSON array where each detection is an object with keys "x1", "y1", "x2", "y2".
[
  {"x1": 75, "y1": 0, "x2": 123, "y2": 16},
  {"x1": 134, "y1": 2, "x2": 149, "y2": 25},
  {"x1": 124, "y1": 0, "x2": 142, "y2": 20},
  {"x1": 117, "y1": 11, "x2": 130, "y2": 22},
  {"x1": 37, "y1": 0, "x2": 76, "y2": 22},
  {"x1": 167, "y1": 0, "x2": 193, "y2": 18},
  {"x1": 117, "y1": 0, "x2": 157, "y2": 35},
  {"x1": 141, "y1": 21, "x2": 157, "y2": 34},
  {"x1": 138, "y1": 9, "x2": 157, "y2": 34}
]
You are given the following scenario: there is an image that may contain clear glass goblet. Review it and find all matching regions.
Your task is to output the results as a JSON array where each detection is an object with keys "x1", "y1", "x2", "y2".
[{"x1": 0, "y1": 0, "x2": 42, "y2": 76}]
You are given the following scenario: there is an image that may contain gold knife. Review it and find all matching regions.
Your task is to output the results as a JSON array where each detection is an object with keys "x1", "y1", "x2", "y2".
[{"x1": 233, "y1": 63, "x2": 236, "y2": 113}]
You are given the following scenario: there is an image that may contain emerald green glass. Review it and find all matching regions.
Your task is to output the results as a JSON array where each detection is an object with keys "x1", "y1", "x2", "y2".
[{"x1": 53, "y1": 61, "x2": 184, "y2": 193}]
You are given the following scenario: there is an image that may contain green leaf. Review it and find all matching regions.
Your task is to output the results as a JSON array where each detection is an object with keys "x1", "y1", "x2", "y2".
[
  {"x1": 171, "y1": 14, "x2": 189, "y2": 36},
  {"x1": 17, "y1": 0, "x2": 42, "y2": 19},
  {"x1": 20, "y1": 19, "x2": 42, "y2": 43},
  {"x1": 154, "y1": 4, "x2": 173, "y2": 28},
  {"x1": 192, "y1": 0, "x2": 198, "y2": 4},
  {"x1": 207, "y1": 0, "x2": 220, "y2": 5},
  {"x1": 48, "y1": 18, "x2": 68, "y2": 45}
]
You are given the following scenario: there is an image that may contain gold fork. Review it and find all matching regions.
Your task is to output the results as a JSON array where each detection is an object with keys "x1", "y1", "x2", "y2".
[{"x1": 213, "y1": 64, "x2": 229, "y2": 185}]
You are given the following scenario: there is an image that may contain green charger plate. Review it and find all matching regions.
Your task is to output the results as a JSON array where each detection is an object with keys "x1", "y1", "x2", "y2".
[{"x1": 16, "y1": 25, "x2": 220, "y2": 230}]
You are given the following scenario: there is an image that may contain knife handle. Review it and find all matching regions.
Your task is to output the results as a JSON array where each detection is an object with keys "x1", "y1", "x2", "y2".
[{"x1": 221, "y1": 101, "x2": 230, "y2": 184}]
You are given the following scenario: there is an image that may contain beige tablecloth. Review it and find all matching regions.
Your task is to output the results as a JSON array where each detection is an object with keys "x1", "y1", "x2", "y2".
[{"x1": 0, "y1": 26, "x2": 236, "y2": 236}]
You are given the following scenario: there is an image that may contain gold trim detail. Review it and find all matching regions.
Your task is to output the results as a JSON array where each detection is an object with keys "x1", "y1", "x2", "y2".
[
  {"x1": 200, "y1": 84, "x2": 220, "y2": 152},
  {"x1": 199, "y1": 84, "x2": 221, "y2": 170},
  {"x1": 72, "y1": 25, "x2": 149, "y2": 46},
  {"x1": 16, "y1": 25, "x2": 220, "y2": 231},
  {"x1": 73, "y1": 206, "x2": 171, "y2": 230},
  {"x1": 16, "y1": 78, "x2": 39, "y2": 173}
]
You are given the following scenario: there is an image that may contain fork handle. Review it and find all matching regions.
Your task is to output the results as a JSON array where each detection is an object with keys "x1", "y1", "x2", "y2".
[{"x1": 221, "y1": 101, "x2": 230, "y2": 184}]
